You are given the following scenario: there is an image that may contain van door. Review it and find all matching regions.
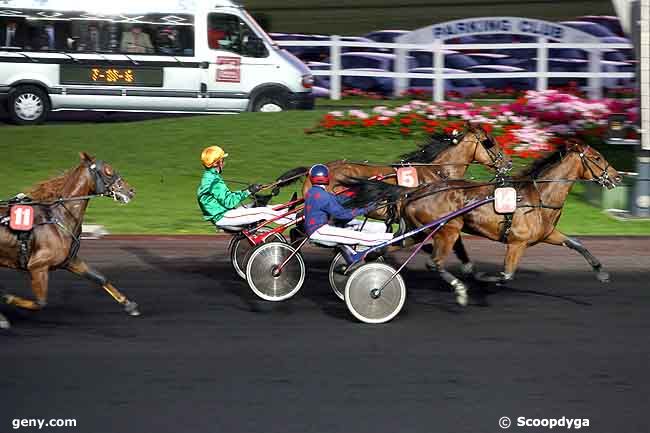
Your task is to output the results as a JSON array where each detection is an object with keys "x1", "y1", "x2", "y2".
[{"x1": 204, "y1": 12, "x2": 276, "y2": 111}]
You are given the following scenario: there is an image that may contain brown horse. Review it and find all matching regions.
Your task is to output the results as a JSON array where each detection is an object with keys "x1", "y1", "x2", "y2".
[
  {"x1": 297, "y1": 123, "x2": 509, "y2": 200},
  {"x1": 0, "y1": 153, "x2": 138, "y2": 329},
  {"x1": 342, "y1": 141, "x2": 622, "y2": 306},
  {"x1": 276, "y1": 123, "x2": 511, "y2": 271}
]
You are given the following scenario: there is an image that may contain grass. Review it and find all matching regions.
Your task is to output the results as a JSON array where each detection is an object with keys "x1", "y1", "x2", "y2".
[{"x1": 1, "y1": 110, "x2": 648, "y2": 235}]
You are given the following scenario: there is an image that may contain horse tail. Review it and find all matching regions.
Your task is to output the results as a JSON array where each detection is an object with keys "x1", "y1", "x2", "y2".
[
  {"x1": 339, "y1": 176, "x2": 406, "y2": 209},
  {"x1": 275, "y1": 166, "x2": 309, "y2": 188}
]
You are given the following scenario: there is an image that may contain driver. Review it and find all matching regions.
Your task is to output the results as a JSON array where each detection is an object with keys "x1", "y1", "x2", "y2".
[
  {"x1": 304, "y1": 164, "x2": 393, "y2": 247},
  {"x1": 197, "y1": 146, "x2": 293, "y2": 228}
]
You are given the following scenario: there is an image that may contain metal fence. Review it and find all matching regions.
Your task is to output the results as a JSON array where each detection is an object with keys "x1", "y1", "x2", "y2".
[{"x1": 276, "y1": 36, "x2": 635, "y2": 101}]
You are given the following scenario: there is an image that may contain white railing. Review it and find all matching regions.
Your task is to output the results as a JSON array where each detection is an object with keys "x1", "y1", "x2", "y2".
[{"x1": 276, "y1": 36, "x2": 635, "y2": 101}]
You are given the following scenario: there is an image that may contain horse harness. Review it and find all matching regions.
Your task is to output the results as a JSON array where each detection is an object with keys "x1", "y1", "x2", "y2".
[{"x1": 0, "y1": 160, "x2": 122, "y2": 270}]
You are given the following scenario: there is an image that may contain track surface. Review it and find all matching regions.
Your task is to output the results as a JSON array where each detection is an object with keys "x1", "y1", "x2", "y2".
[{"x1": 1, "y1": 236, "x2": 649, "y2": 433}]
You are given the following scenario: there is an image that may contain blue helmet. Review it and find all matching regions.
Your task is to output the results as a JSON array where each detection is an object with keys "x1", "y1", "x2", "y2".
[{"x1": 309, "y1": 164, "x2": 330, "y2": 185}]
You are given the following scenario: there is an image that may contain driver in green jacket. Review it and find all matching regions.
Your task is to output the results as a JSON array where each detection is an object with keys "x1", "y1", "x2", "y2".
[{"x1": 197, "y1": 145, "x2": 294, "y2": 228}]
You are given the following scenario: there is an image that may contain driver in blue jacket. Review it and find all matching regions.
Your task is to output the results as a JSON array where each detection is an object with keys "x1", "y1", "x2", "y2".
[{"x1": 304, "y1": 164, "x2": 393, "y2": 246}]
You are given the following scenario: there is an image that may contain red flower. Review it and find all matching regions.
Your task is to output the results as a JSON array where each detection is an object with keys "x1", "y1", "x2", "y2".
[
  {"x1": 425, "y1": 120, "x2": 439, "y2": 127},
  {"x1": 400, "y1": 117, "x2": 413, "y2": 125},
  {"x1": 480, "y1": 123, "x2": 494, "y2": 134},
  {"x1": 362, "y1": 118, "x2": 378, "y2": 127},
  {"x1": 399, "y1": 127, "x2": 411, "y2": 135},
  {"x1": 380, "y1": 118, "x2": 394, "y2": 126}
]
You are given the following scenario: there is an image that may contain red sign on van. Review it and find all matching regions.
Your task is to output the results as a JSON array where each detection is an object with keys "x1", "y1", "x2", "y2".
[{"x1": 216, "y1": 57, "x2": 241, "y2": 83}]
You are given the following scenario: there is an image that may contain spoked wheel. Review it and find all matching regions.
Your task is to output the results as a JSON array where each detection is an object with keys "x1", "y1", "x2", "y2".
[
  {"x1": 230, "y1": 228, "x2": 286, "y2": 280},
  {"x1": 344, "y1": 262, "x2": 406, "y2": 324},
  {"x1": 245, "y1": 242, "x2": 306, "y2": 302},
  {"x1": 328, "y1": 251, "x2": 384, "y2": 301}
]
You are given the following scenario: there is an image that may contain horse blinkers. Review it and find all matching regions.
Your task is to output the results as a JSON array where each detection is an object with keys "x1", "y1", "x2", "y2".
[{"x1": 88, "y1": 161, "x2": 123, "y2": 198}]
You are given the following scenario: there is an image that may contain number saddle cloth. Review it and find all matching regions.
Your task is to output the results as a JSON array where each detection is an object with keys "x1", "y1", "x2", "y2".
[{"x1": 1, "y1": 194, "x2": 40, "y2": 270}]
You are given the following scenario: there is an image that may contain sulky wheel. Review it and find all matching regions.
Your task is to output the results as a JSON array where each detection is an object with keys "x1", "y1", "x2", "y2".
[
  {"x1": 245, "y1": 242, "x2": 305, "y2": 302},
  {"x1": 328, "y1": 251, "x2": 383, "y2": 301},
  {"x1": 230, "y1": 228, "x2": 286, "y2": 280},
  {"x1": 344, "y1": 262, "x2": 406, "y2": 324}
]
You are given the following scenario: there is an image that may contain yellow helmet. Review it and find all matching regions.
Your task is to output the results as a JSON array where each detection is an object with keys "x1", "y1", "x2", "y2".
[{"x1": 201, "y1": 146, "x2": 229, "y2": 168}]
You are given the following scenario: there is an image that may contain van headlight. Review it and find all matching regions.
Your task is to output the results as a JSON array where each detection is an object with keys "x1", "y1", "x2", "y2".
[{"x1": 301, "y1": 74, "x2": 314, "y2": 89}]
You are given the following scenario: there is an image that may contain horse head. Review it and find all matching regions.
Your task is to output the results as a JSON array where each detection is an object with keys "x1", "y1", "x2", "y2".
[
  {"x1": 567, "y1": 142, "x2": 622, "y2": 190},
  {"x1": 460, "y1": 122, "x2": 512, "y2": 175},
  {"x1": 80, "y1": 152, "x2": 136, "y2": 204}
]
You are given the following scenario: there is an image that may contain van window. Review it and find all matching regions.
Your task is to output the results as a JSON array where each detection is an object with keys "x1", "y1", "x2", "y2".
[
  {"x1": 24, "y1": 19, "x2": 73, "y2": 52},
  {"x1": 1, "y1": 10, "x2": 195, "y2": 55},
  {"x1": 115, "y1": 15, "x2": 195, "y2": 56},
  {"x1": 208, "y1": 13, "x2": 268, "y2": 58},
  {"x1": 1, "y1": 16, "x2": 28, "y2": 49}
]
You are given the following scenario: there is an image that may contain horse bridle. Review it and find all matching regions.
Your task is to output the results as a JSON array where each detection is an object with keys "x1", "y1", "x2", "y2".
[
  {"x1": 87, "y1": 160, "x2": 124, "y2": 199},
  {"x1": 470, "y1": 132, "x2": 509, "y2": 175},
  {"x1": 573, "y1": 145, "x2": 614, "y2": 188}
]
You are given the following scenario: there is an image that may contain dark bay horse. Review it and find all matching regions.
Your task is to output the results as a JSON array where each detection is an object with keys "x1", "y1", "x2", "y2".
[
  {"x1": 342, "y1": 142, "x2": 622, "y2": 306},
  {"x1": 0, "y1": 153, "x2": 138, "y2": 329},
  {"x1": 277, "y1": 123, "x2": 511, "y2": 272},
  {"x1": 293, "y1": 123, "x2": 509, "y2": 200}
]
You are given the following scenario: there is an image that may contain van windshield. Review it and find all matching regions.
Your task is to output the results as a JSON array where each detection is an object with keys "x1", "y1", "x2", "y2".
[{"x1": 242, "y1": 11, "x2": 275, "y2": 47}]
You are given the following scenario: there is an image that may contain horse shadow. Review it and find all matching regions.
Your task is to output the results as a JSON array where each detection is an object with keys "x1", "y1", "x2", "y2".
[{"x1": 119, "y1": 245, "x2": 300, "y2": 316}]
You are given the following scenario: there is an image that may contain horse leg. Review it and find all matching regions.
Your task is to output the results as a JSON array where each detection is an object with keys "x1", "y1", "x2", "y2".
[
  {"x1": 2, "y1": 267, "x2": 49, "y2": 311},
  {"x1": 501, "y1": 241, "x2": 527, "y2": 283},
  {"x1": 452, "y1": 237, "x2": 476, "y2": 276},
  {"x1": 543, "y1": 230, "x2": 609, "y2": 282},
  {"x1": 66, "y1": 257, "x2": 140, "y2": 316},
  {"x1": 0, "y1": 312, "x2": 9, "y2": 329},
  {"x1": 427, "y1": 227, "x2": 469, "y2": 306}
]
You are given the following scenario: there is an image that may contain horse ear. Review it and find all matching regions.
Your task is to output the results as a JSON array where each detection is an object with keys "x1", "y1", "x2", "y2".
[
  {"x1": 566, "y1": 139, "x2": 581, "y2": 151},
  {"x1": 79, "y1": 152, "x2": 96, "y2": 163}
]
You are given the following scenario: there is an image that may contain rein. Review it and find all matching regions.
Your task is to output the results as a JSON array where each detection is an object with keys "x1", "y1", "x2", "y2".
[{"x1": 0, "y1": 195, "x2": 103, "y2": 207}]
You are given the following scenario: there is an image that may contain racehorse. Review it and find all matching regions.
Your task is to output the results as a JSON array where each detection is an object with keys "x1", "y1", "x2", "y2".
[
  {"x1": 276, "y1": 123, "x2": 511, "y2": 272},
  {"x1": 0, "y1": 153, "x2": 138, "y2": 330},
  {"x1": 341, "y1": 141, "x2": 622, "y2": 306},
  {"x1": 280, "y1": 123, "x2": 509, "y2": 200}
]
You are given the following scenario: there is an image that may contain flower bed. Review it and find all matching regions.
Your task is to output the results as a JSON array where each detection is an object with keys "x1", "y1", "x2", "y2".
[{"x1": 307, "y1": 90, "x2": 638, "y2": 159}]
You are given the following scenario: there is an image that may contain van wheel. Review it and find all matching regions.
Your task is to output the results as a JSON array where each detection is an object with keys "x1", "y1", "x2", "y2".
[
  {"x1": 252, "y1": 93, "x2": 287, "y2": 112},
  {"x1": 8, "y1": 85, "x2": 50, "y2": 125}
]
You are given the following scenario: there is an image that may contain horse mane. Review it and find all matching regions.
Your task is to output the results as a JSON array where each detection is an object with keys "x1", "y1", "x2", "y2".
[
  {"x1": 339, "y1": 176, "x2": 406, "y2": 209},
  {"x1": 275, "y1": 166, "x2": 309, "y2": 187},
  {"x1": 515, "y1": 148, "x2": 566, "y2": 179},
  {"x1": 26, "y1": 168, "x2": 76, "y2": 201},
  {"x1": 398, "y1": 133, "x2": 452, "y2": 163}
]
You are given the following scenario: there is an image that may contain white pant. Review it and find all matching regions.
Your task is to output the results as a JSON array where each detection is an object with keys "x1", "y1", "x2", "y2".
[
  {"x1": 310, "y1": 220, "x2": 394, "y2": 247},
  {"x1": 215, "y1": 206, "x2": 295, "y2": 228}
]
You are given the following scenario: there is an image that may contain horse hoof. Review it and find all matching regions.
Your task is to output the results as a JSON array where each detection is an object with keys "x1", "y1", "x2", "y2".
[
  {"x1": 460, "y1": 262, "x2": 475, "y2": 276},
  {"x1": 124, "y1": 301, "x2": 141, "y2": 317},
  {"x1": 456, "y1": 292, "x2": 468, "y2": 307},
  {"x1": 597, "y1": 271, "x2": 610, "y2": 283},
  {"x1": 425, "y1": 258, "x2": 436, "y2": 271},
  {"x1": 0, "y1": 314, "x2": 10, "y2": 330}
]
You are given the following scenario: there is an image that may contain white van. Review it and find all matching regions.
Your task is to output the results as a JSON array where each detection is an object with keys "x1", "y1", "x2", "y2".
[{"x1": 0, "y1": 0, "x2": 314, "y2": 124}]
